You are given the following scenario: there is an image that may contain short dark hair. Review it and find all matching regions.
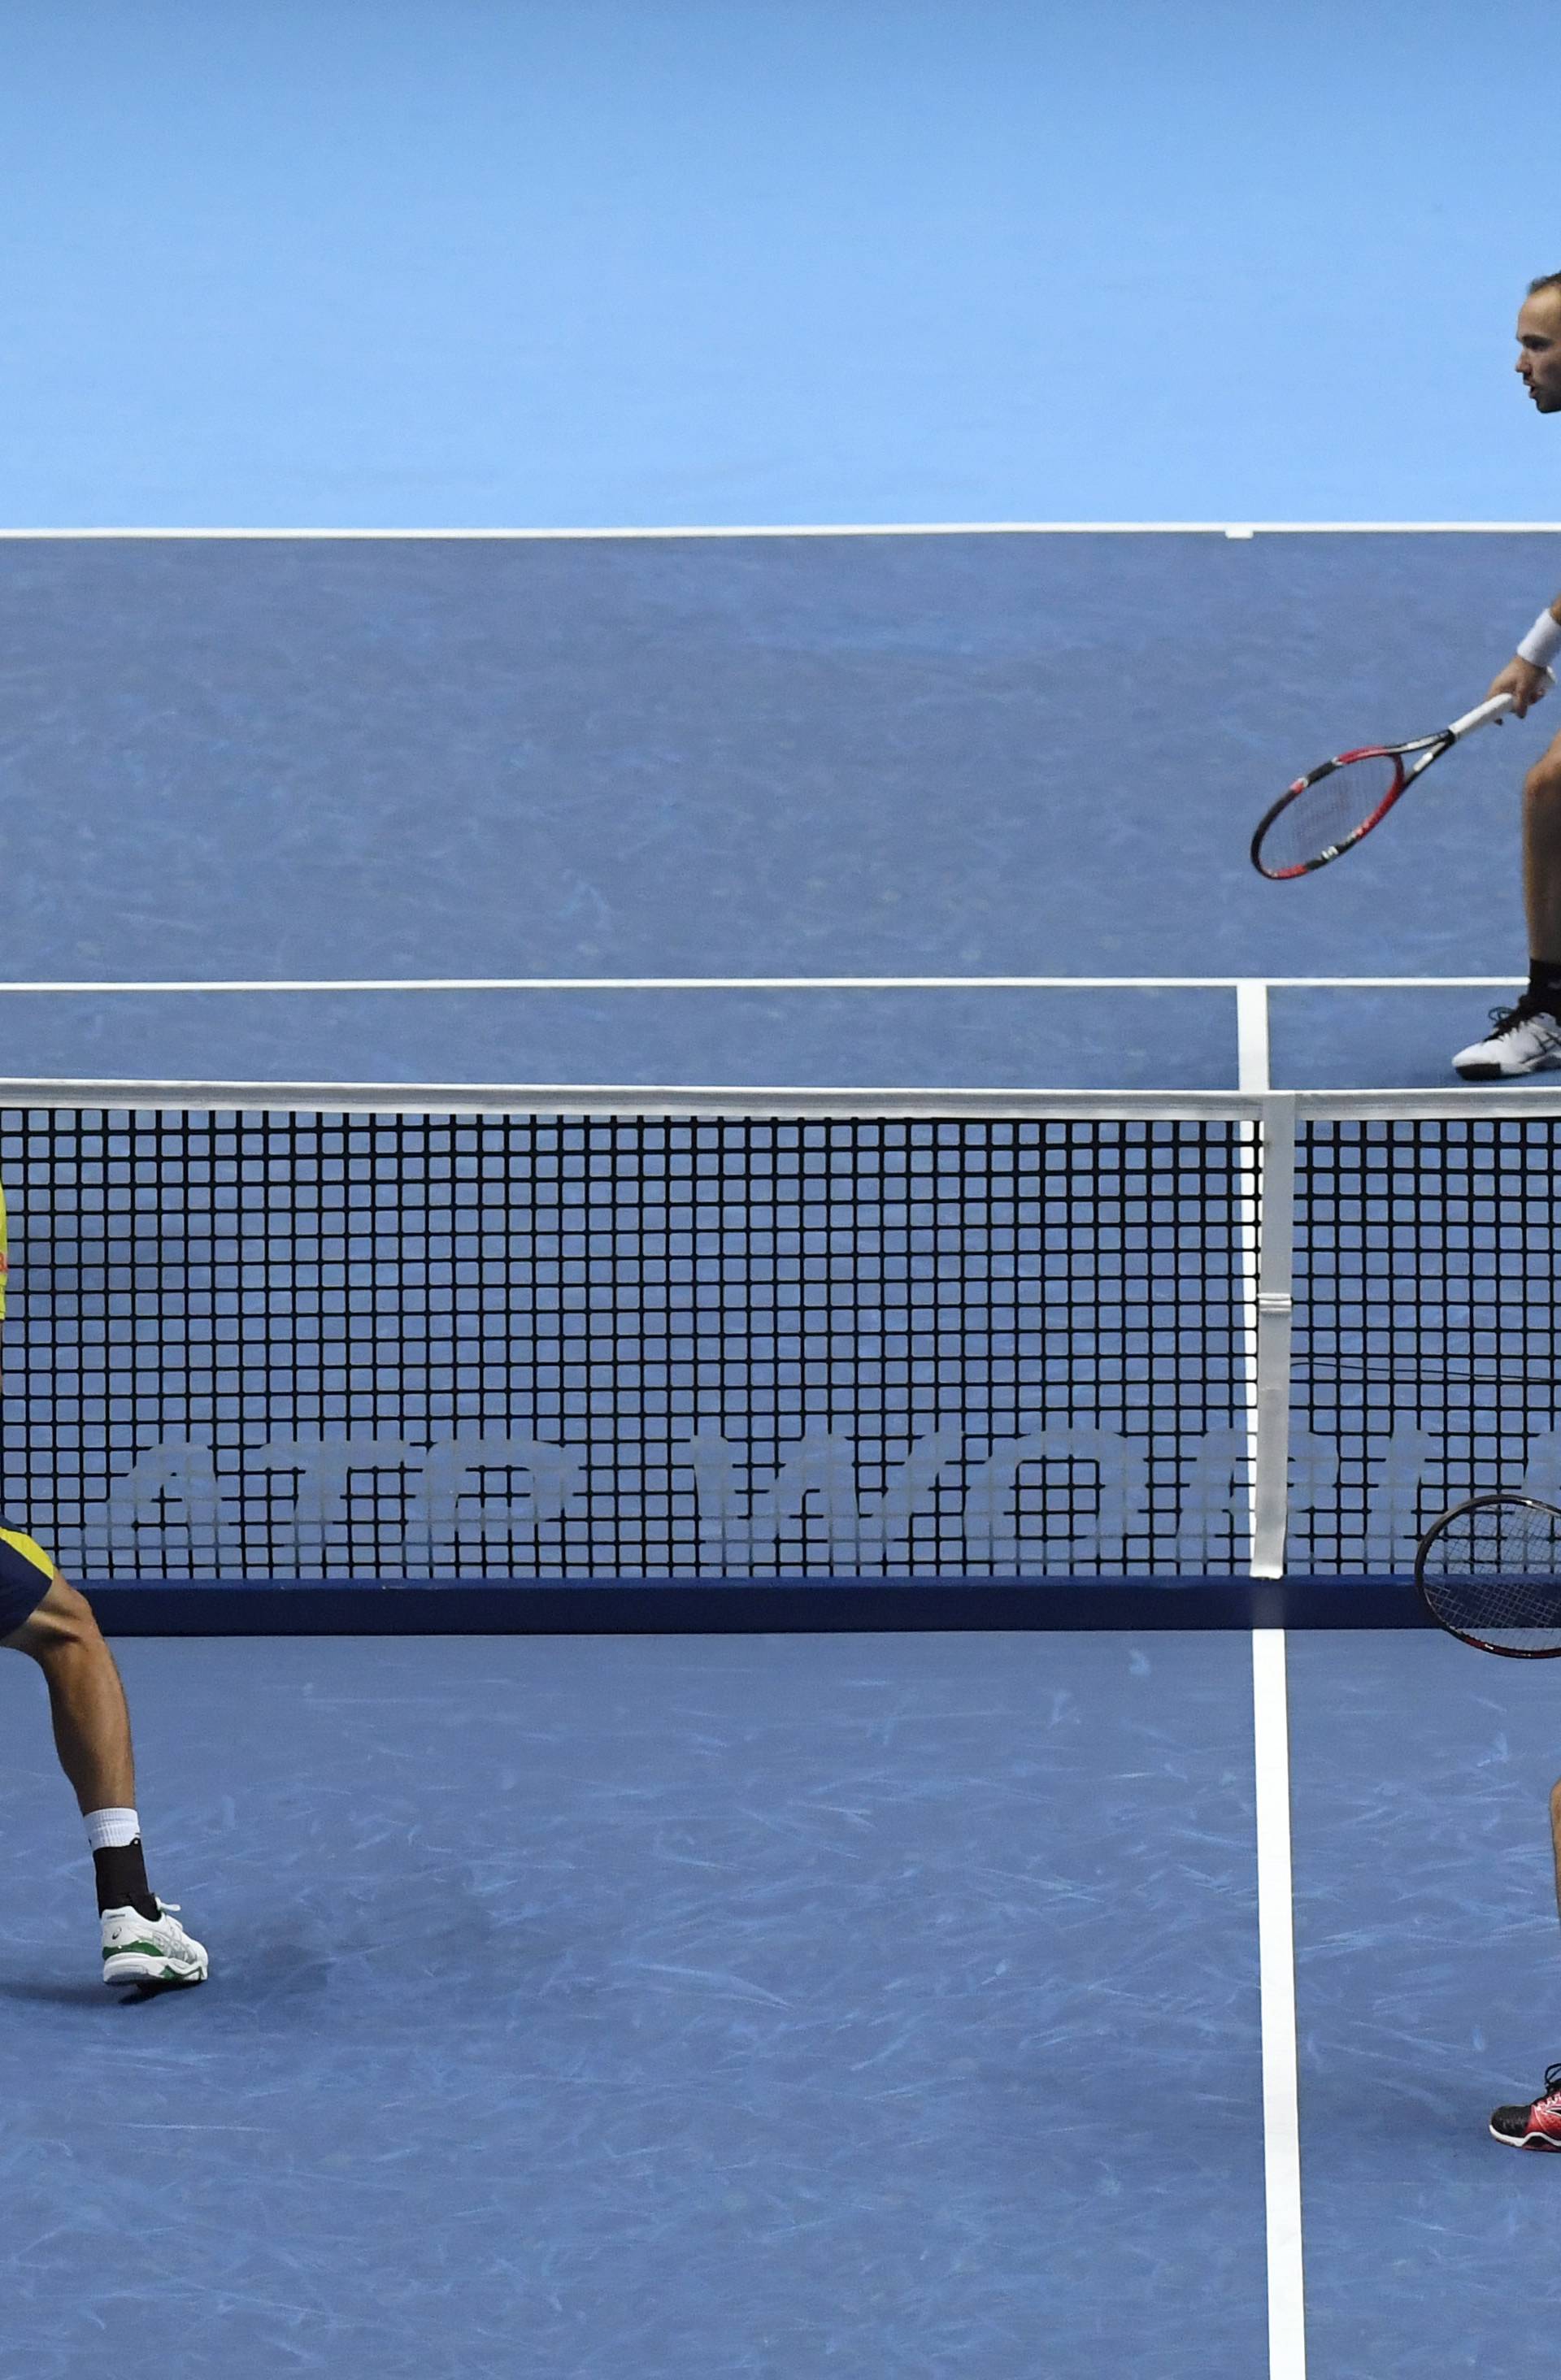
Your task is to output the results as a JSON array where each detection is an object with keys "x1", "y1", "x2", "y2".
[{"x1": 1530, "y1": 273, "x2": 1561, "y2": 298}]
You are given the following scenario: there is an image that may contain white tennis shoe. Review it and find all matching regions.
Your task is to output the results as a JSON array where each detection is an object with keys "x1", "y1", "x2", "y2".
[
  {"x1": 101, "y1": 1900, "x2": 208, "y2": 1988},
  {"x1": 1453, "y1": 998, "x2": 1561, "y2": 1081}
]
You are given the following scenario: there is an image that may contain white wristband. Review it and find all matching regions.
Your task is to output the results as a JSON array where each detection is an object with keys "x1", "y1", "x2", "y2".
[{"x1": 1517, "y1": 607, "x2": 1561, "y2": 670}]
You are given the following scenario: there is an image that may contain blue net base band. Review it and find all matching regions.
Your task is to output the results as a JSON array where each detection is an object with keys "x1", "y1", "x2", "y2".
[{"x1": 77, "y1": 1575, "x2": 1426, "y2": 1635}]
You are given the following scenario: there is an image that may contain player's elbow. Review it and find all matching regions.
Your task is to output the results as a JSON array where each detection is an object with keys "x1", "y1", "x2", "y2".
[{"x1": 1549, "y1": 1777, "x2": 1561, "y2": 1834}]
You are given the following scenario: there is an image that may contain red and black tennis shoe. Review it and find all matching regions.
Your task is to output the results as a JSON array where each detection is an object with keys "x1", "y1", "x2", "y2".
[{"x1": 1489, "y1": 2063, "x2": 1561, "y2": 2149}]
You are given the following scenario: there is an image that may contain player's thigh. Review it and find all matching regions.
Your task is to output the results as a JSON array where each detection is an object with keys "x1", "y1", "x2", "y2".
[
  {"x1": 0, "y1": 1530, "x2": 86, "y2": 1653},
  {"x1": 1530, "y1": 719, "x2": 1561, "y2": 788}
]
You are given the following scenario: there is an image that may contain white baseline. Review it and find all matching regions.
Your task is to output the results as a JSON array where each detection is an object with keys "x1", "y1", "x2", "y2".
[
  {"x1": 0, "y1": 974, "x2": 1524, "y2": 997},
  {"x1": 0, "y1": 521, "x2": 1559, "y2": 540}
]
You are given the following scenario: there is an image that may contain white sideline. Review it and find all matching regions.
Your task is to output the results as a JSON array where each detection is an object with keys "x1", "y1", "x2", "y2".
[{"x1": 1253, "y1": 1630, "x2": 1308, "y2": 2380}]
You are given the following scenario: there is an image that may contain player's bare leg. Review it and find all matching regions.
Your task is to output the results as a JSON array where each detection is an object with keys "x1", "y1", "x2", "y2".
[
  {"x1": 2, "y1": 1570, "x2": 208, "y2": 1987},
  {"x1": 1485, "y1": 1778, "x2": 1561, "y2": 2145},
  {"x1": 4, "y1": 1574, "x2": 137, "y2": 1811},
  {"x1": 1524, "y1": 728, "x2": 1561, "y2": 962},
  {"x1": 1455, "y1": 720, "x2": 1561, "y2": 1077}
]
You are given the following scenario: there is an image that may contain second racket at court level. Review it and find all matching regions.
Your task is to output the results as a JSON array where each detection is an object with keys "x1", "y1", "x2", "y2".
[{"x1": 1414, "y1": 1492, "x2": 1561, "y2": 1658}]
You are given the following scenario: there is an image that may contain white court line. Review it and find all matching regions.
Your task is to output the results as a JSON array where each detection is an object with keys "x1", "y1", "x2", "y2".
[
  {"x1": 1237, "y1": 984, "x2": 1272, "y2": 1096},
  {"x1": 0, "y1": 974, "x2": 1524, "y2": 996},
  {"x1": 1, "y1": 522, "x2": 1559, "y2": 540},
  {"x1": 1253, "y1": 1629, "x2": 1308, "y2": 2380}
]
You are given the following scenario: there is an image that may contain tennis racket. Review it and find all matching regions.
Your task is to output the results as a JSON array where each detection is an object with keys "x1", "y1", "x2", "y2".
[
  {"x1": 1414, "y1": 1492, "x2": 1561, "y2": 1657},
  {"x1": 1250, "y1": 692, "x2": 1518, "y2": 881}
]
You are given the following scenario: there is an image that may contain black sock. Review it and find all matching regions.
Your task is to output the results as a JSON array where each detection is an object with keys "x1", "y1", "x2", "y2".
[
  {"x1": 1528, "y1": 959, "x2": 1561, "y2": 1017},
  {"x1": 93, "y1": 1841, "x2": 159, "y2": 1923}
]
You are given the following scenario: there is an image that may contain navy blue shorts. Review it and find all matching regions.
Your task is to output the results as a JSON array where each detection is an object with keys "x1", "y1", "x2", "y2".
[{"x1": 0, "y1": 1526, "x2": 56, "y2": 1640}]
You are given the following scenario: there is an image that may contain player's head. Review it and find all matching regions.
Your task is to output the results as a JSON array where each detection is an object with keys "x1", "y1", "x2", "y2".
[{"x1": 1518, "y1": 276, "x2": 1561, "y2": 411}]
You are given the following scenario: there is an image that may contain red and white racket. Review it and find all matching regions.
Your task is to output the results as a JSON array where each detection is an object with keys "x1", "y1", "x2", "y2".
[{"x1": 1250, "y1": 691, "x2": 1517, "y2": 880}]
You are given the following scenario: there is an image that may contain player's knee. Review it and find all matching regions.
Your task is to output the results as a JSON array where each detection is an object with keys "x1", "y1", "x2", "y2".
[
  {"x1": 1549, "y1": 1776, "x2": 1561, "y2": 1833},
  {"x1": 1523, "y1": 752, "x2": 1561, "y2": 807},
  {"x1": 4, "y1": 1574, "x2": 100, "y2": 1661}
]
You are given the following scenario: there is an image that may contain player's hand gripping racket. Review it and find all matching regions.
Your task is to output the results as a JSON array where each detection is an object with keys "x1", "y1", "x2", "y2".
[
  {"x1": 1250, "y1": 692, "x2": 1519, "y2": 881},
  {"x1": 1414, "y1": 1492, "x2": 1561, "y2": 1657}
]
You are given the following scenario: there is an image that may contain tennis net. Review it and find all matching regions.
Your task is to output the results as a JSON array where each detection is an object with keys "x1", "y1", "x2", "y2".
[{"x1": 2, "y1": 1082, "x2": 1556, "y2": 1584}]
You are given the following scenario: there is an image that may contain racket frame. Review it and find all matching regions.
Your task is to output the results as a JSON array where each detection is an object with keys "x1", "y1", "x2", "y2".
[
  {"x1": 1412, "y1": 1488, "x2": 1561, "y2": 1659},
  {"x1": 1250, "y1": 692, "x2": 1516, "y2": 881}
]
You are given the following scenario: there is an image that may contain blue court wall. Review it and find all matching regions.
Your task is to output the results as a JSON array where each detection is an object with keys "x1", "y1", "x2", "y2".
[{"x1": 4, "y1": 0, "x2": 1558, "y2": 528}]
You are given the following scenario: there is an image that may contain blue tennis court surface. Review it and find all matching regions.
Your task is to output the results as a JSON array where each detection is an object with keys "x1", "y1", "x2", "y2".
[
  {"x1": 1, "y1": 1631, "x2": 1271, "y2": 2379},
  {"x1": 1289, "y1": 1631, "x2": 1561, "y2": 2377},
  {"x1": 0, "y1": 528, "x2": 1546, "y2": 1088},
  {"x1": 7, "y1": 1624, "x2": 1561, "y2": 2377}
]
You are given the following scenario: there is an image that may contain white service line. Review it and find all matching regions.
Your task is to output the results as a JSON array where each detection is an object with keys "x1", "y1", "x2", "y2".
[
  {"x1": 0, "y1": 973, "x2": 1524, "y2": 996},
  {"x1": 0, "y1": 974, "x2": 1237, "y2": 994},
  {"x1": 1253, "y1": 1628, "x2": 1308, "y2": 2380}
]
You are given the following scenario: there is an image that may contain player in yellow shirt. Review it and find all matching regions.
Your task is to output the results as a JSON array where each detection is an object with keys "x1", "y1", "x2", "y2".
[{"x1": 0, "y1": 1181, "x2": 207, "y2": 1987}]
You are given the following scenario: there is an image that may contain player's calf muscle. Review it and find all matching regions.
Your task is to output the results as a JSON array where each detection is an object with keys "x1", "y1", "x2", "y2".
[{"x1": 1522, "y1": 751, "x2": 1561, "y2": 955}]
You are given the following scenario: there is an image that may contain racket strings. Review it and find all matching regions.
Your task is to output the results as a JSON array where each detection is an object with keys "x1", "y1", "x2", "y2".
[
  {"x1": 1256, "y1": 751, "x2": 1401, "y2": 876},
  {"x1": 1418, "y1": 1500, "x2": 1561, "y2": 1650}
]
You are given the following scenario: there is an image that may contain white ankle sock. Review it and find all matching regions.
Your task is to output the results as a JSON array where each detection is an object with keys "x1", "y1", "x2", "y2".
[{"x1": 84, "y1": 1807, "x2": 141, "y2": 1852}]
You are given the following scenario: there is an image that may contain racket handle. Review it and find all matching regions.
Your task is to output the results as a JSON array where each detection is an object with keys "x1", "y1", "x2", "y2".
[{"x1": 1446, "y1": 692, "x2": 1518, "y2": 738}]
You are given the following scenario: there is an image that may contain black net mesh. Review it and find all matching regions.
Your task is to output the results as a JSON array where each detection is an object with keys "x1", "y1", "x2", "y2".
[
  {"x1": 1415, "y1": 1496, "x2": 1561, "y2": 1652},
  {"x1": 0, "y1": 1106, "x2": 1259, "y2": 1581},
  {"x1": 1293, "y1": 1118, "x2": 1561, "y2": 1573}
]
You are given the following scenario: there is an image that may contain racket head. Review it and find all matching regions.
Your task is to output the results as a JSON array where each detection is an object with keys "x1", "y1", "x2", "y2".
[
  {"x1": 1414, "y1": 1492, "x2": 1561, "y2": 1658},
  {"x1": 1250, "y1": 745, "x2": 1410, "y2": 880}
]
